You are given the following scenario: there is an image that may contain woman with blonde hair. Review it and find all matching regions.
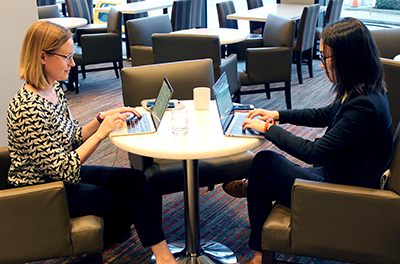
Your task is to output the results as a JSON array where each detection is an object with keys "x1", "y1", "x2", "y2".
[{"x1": 7, "y1": 20, "x2": 178, "y2": 264}]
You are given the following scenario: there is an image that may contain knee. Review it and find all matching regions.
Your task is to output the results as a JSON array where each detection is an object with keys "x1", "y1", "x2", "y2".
[{"x1": 248, "y1": 151, "x2": 275, "y2": 177}]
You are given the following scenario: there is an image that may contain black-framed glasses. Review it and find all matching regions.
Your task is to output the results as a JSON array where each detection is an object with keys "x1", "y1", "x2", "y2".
[
  {"x1": 45, "y1": 51, "x2": 75, "y2": 63},
  {"x1": 318, "y1": 53, "x2": 335, "y2": 66}
]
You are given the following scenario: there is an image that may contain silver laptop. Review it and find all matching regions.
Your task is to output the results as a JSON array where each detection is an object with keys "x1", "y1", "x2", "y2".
[
  {"x1": 110, "y1": 77, "x2": 174, "y2": 136},
  {"x1": 213, "y1": 72, "x2": 264, "y2": 138}
]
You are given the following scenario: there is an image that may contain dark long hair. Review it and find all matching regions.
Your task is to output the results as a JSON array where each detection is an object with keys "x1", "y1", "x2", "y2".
[{"x1": 321, "y1": 17, "x2": 385, "y2": 102}]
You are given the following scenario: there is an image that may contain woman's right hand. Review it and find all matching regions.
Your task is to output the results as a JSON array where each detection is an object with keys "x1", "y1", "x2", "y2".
[
  {"x1": 246, "y1": 109, "x2": 279, "y2": 121},
  {"x1": 95, "y1": 113, "x2": 127, "y2": 140}
]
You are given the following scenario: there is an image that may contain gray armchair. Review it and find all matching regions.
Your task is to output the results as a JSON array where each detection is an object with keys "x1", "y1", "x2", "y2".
[
  {"x1": 382, "y1": 58, "x2": 400, "y2": 135},
  {"x1": 261, "y1": 122, "x2": 400, "y2": 264},
  {"x1": 0, "y1": 147, "x2": 104, "y2": 264},
  {"x1": 371, "y1": 27, "x2": 400, "y2": 60},
  {"x1": 126, "y1": 15, "x2": 172, "y2": 67},
  {"x1": 239, "y1": 14, "x2": 295, "y2": 109},
  {"x1": 37, "y1": 4, "x2": 60, "y2": 19},
  {"x1": 70, "y1": 7, "x2": 123, "y2": 93},
  {"x1": 152, "y1": 33, "x2": 241, "y2": 102},
  {"x1": 121, "y1": 59, "x2": 254, "y2": 213}
]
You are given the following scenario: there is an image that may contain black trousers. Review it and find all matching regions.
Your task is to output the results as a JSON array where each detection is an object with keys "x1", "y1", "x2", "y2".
[
  {"x1": 247, "y1": 151, "x2": 325, "y2": 252},
  {"x1": 65, "y1": 165, "x2": 165, "y2": 248}
]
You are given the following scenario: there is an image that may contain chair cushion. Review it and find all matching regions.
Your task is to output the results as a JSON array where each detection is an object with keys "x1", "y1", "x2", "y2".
[
  {"x1": 261, "y1": 204, "x2": 291, "y2": 253},
  {"x1": 70, "y1": 215, "x2": 104, "y2": 255}
]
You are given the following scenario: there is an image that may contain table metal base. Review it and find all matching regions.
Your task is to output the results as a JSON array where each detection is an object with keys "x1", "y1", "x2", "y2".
[{"x1": 150, "y1": 240, "x2": 237, "y2": 264}]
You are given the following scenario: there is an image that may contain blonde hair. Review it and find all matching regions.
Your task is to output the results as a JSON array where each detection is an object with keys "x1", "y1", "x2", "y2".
[{"x1": 19, "y1": 20, "x2": 72, "y2": 89}]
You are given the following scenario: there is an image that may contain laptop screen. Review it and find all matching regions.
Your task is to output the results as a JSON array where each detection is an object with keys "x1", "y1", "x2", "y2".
[
  {"x1": 213, "y1": 72, "x2": 234, "y2": 130},
  {"x1": 152, "y1": 77, "x2": 174, "y2": 128}
]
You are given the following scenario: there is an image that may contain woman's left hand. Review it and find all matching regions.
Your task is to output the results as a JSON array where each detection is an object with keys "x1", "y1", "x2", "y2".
[
  {"x1": 242, "y1": 118, "x2": 266, "y2": 133},
  {"x1": 101, "y1": 106, "x2": 142, "y2": 121}
]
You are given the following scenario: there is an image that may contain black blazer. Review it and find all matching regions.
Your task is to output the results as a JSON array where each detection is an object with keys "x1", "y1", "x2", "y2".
[{"x1": 266, "y1": 91, "x2": 393, "y2": 188}]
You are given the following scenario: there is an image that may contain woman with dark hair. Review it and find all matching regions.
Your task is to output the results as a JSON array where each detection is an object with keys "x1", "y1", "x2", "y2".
[{"x1": 226, "y1": 18, "x2": 393, "y2": 264}]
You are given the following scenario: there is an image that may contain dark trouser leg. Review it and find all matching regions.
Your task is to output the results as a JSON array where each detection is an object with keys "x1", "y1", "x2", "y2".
[
  {"x1": 247, "y1": 151, "x2": 324, "y2": 252},
  {"x1": 66, "y1": 165, "x2": 165, "y2": 248}
]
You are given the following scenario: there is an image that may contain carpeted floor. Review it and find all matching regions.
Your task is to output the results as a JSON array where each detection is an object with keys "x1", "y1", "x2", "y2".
[{"x1": 29, "y1": 59, "x2": 350, "y2": 264}]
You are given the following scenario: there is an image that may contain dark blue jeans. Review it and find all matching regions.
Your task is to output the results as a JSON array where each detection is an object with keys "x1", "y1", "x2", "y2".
[
  {"x1": 247, "y1": 151, "x2": 325, "y2": 252},
  {"x1": 65, "y1": 165, "x2": 165, "y2": 248}
]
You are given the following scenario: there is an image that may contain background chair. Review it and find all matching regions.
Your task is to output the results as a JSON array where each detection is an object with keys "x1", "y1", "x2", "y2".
[
  {"x1": 121, "y1": 58, "x2": 254, "y2": 213},
  {"x1": 126, "y1": 15, "x2": 172, "y2": 67},
  {"x1": 70, "y1": 7, "x2": 122, "y2": 93},
  {"x1": 216, "y1": 1, "x2": 262, "y2": 60},
  {"x1": 261, "y1": 121, "x2": 400, "y2": 264},
  {"x1": 238, "y1": 14, "x2": 296, "y2": 109},
  {"x1": 37, "y1": 4, "x2": 61, "y2": 19},
  {"x1": 36, "y1": 0, "x2": 56, "y2": 6},
  {"x1": 292, "y1": 4, "x2": 320, "y2": 84},
  {"x1": 171, "y1": 0, "x2": 193, "y2": 31},
  {"x1": 0, "y1": 147, "x2": 104, "y2": 264},
  {"x1": 371, "y1": 27, "x2": 400, "y2": 60},
  {"x1": 246, "y1": 0, "x2": 265, "y2": 34},
  {"x1": 152, "y1": 33, "x2": 241, "y2": 102},
  {"x1": 381, "y1": 58, "x2": 400, "y2": 135},
  {"x1": 314, "y1": 0, "x2": 343, "y2": 57}
]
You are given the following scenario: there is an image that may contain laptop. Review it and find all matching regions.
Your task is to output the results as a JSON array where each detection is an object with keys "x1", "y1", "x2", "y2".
[
  {"x1": 213, "y1": 72, "x2": 264, "y2": 138},
  {"x1": 110, "y1": 77, "x2": 174, "y2": 136}
]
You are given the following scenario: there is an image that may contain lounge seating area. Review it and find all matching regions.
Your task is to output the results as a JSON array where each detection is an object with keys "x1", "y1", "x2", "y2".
[{"x1": 2, "y1": 1, "x2": 400, "y2": 264}]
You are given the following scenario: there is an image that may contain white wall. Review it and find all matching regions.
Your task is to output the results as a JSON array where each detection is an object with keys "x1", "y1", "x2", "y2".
[{"x1": 0, "y1": 1, "x2": 38, "y2": 146}]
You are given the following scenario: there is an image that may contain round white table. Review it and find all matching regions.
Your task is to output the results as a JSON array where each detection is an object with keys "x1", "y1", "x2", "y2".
[
  {"x1": 172, "y1": 28, "x2": 249, "y2": 45},
  {"x1": 394, "y1": 54, "x2": 400, "y2": 62},
  {"x1": 110, "y1": 100, "x2": 264, "y2": 263},
  {"x1": 40, "y1": 17, "x2": 88, "y2": 29}
]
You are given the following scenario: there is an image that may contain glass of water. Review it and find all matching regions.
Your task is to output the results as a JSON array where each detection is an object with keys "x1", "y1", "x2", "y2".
[{"x1": 172, "y1": 106, "x2": 188, "y2": 136}]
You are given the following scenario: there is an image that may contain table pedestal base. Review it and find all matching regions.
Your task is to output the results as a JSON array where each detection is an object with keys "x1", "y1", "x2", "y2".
[{"x1": 151, "y1": 240, "x2": 237, "y2": 264}]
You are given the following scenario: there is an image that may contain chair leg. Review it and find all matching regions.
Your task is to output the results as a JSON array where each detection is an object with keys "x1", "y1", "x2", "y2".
[
  {"x1": 307, "y1": 48, "x2": 313, "y2": 78},
  {"x1": 113, "y1": 62, "x2": 120, "y2": 78},
  {"x1": 207, "y1": 184, "x2": 215, "y2": 191},
  {"x1": 81, "y1": 65, "x2": 86, "y2": 79},
  {"x1": 262, "y1": 250, "x2": 274, "y2": 264},
  {"x1": 295, "y1": 51, "x2": 303, "y2": 84},
  {"x1": 264, "y1": 83, "x2": 271, "y2": 99},
  {"x1": 284, "y1": 81, "x2": 291, "y2": 109}
]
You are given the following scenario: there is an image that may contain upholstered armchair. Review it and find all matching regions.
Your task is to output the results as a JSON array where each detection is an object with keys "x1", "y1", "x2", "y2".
[
  {"x1": 70, "y1": 7, "x2": 123, "y2": 93},
  {"x1": 0, "y1": 147, "x2": 104, "y2": 264},
  {"x1": 261, "y1": 122, "x2": 400, "y2": 264},
  {"x1": 126, "y1": 15, "x2": 172, "y2": 67},
  {"x1": 239, "y1": 14, "x2": 295, "y2": 109},
  {"x1": 121, "y1": 59, "x2": 254, "y2": 212},
  {"x1": 152, "y1": 33, "x2": 241, "y2": 102},
  {"x1": 37, "y1": 4, "x2": 60, "y2": 19}
]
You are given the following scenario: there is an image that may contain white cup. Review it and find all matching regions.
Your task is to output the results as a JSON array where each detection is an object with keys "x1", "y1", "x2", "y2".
[
  {"x1": 172, "y1": 106, "x2": 188, "y2": 136},
  {"x1": 193, "y1": 87, "x2": 210, "y2": 110}
]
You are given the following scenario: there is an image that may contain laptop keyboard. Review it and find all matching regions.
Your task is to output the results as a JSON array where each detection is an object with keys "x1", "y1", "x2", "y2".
[
  {"x1": 230, "y1": 114, "x2": 247, "y2": 134},
  {"x1": 127, "y1": 114, "x2": 151, "y2": 133}
]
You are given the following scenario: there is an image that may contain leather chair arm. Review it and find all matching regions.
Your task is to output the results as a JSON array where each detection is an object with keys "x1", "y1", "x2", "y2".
[
  {"x1": 130, "y1": 46, "x2": 154, "y2": 66},
  {"x1": 220, "y1": 53, "x2": 240, "y2": 95},
  {"x1": 0, "y1": 182, "x2": 74, "y2": 263},
  {"x1": 242, "y1": 47, "x2": 292, "y2": 85},
  {"x1": 80, "y1": 33, "x2": 122, "y2": 64},
  {"x1": 289, "y1": 179, "x2": 400, "y2": 264}
]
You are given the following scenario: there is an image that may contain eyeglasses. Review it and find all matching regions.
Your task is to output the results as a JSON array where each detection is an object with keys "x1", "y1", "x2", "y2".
[
  {"x1": 318, "y1": 53, "x2": 335, "y2": 66},
  {"x1": 45, "y1": 51, "x2": 75, "y2": 64}
]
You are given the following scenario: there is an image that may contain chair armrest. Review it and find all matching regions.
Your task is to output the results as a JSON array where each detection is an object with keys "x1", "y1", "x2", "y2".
[
  {"x1": 0, "y1": 182, "x2": 73, "y2": 263},
  {"x1": 80, "y1": 33, "x2": 122, "y2": 64},
  {"x1": 220, "y1": 54, "x2": 240, "y2": 95},
  {"x1": 130, "y1": 46, "x2": 154, "y2": 66},
  {"x1": 290, "y1": 179, "x2": 400, "y2": 263},
  {"x1": 243, "y1": 46, "x2": 292, "y2": 84}
]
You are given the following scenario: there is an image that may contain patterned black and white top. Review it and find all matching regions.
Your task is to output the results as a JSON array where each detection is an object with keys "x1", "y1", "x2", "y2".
[{"x1": 7, "y1": 83, "x2": 83, "y2": 187}]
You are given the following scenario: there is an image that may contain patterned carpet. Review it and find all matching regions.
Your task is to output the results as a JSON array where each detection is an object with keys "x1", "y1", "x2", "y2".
[{"x1": 29, "y1": 59, "x2": 349, "y2": 264}]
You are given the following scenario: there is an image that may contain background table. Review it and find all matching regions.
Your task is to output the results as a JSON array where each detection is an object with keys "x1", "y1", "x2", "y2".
[
  {"x1": 110, "y1": 100, "x2": 264, "y2": 263},
  {"x1": 227, "y1": 3, "x2": 326, "y2": 22},
  {"x1": 172, "y1": 28, "x2": 248, "y2": 45},
  {"x1": 40, "y1": 17, "x2": 87, "y2": 29}
]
